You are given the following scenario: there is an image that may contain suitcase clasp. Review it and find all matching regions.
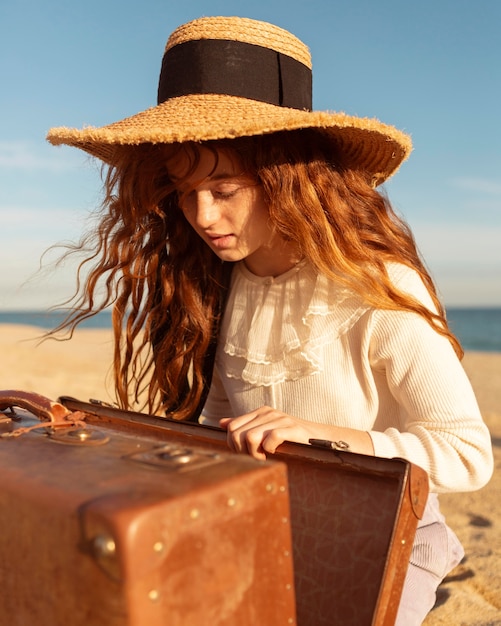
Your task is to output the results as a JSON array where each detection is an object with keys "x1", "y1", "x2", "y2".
[
  {"x1": 128, "y1": 444, "x2": 222, "y2": 472},
  {"x1": 48, "y1": 426, "x2": 110, "y2": 446}
]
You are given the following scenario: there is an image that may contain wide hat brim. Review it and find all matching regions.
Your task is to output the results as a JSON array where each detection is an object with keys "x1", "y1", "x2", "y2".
[{"x1": 47, "y1": 93, "x2": 411, "y2": 186}]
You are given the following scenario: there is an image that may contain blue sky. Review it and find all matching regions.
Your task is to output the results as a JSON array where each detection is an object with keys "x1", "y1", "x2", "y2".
[{"x1": 1, "y1": 0, "x2": 500, "y2": 309}]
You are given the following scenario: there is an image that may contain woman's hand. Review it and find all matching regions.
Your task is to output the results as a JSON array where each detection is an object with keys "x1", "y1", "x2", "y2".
[
  {"x1": 220, "y1": 407, "x2": 314, "y2": 460},
  {"x1": 219, "y1": 406, "x2": 374, "y2": 460}
]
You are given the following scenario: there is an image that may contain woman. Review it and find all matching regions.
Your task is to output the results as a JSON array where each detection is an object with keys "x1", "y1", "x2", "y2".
[{"x1": 47, "y1": 16, "x2": 493, "y2": 624}]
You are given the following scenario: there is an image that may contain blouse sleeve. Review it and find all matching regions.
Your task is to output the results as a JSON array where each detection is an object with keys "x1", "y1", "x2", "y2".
[{"x1": 367, "y1": 268, "x2": 493, "y2": 493}]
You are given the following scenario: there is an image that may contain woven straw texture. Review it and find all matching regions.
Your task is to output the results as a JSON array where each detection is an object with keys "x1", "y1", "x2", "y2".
[
  {"x1": 46, "y1": 16, "x2": 412, "y2": 185},
  {"x1": 165, "y1": 16, "x2": 312, "y2": 68}
]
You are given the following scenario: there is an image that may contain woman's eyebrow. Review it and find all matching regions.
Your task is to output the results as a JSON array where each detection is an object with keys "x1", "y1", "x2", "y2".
[
  {"x1": 208, "y1": 171, "x2": 243, "y2": 181},
  {"x1": 171, "y1": 171, "x2": 246, "y2": 191}
]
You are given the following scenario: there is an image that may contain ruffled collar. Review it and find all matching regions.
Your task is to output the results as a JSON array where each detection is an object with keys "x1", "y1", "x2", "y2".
[{"x1": 219, "y1": 261, "x2": 370, "y2": 386}]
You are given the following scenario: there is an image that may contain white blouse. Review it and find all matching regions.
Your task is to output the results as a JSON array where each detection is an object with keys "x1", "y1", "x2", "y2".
[{"x1": 201, "y1": 261, "x2": 493, "y2": 494}]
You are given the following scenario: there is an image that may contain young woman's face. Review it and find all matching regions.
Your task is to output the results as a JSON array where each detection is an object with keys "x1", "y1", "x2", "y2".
[{"x1": 167, "y1": 146, "x2": 300, "y2": 277}]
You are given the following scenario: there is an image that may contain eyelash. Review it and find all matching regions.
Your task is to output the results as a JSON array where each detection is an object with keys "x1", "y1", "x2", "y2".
[
  {"x1": 177, "y1": 187, "x2": 239, "y2": 207},
  {"x1": 213, "y1": 190, "x2": 237, "y2": 199}
]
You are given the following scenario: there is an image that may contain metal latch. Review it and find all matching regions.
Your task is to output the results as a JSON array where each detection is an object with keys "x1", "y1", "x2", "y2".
[
  {"x1": 48, "y1": 426, "x2": 110, "y2": 446},
  {"x1": 128, "y1": 444, "x2": 222, "y2": 472}
]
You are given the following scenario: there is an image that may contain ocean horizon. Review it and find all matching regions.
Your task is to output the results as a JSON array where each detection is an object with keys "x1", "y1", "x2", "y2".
[{"x1": 1, "y1": 307, "x2": 500, "y2": 353}]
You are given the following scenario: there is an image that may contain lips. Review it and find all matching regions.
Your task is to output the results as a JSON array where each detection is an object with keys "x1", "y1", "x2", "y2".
[{"x1": 207, "y1": 233, "x2": 235, "y2": 249}]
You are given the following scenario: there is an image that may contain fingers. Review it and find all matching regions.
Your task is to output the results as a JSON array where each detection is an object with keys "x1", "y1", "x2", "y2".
[
  {"x1": 219, "y1": 408, "x2": 304, "y2": 460},
  {"x1": 221, "y1": 412, "x2": 268, "y2": 458}
]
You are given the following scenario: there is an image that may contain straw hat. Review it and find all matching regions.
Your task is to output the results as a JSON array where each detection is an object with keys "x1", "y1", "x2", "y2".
[{"x1": 46, "y1": 16, "x2": 412, "y2": 185}]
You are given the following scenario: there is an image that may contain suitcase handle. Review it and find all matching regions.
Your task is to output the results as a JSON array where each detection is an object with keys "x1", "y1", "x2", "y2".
[
  {"x1": 0, "y1": 389, "x2": 77, "y2": 422},
  {"x1": 0, "y1": 390, "x2": 103, "y2": 444}
]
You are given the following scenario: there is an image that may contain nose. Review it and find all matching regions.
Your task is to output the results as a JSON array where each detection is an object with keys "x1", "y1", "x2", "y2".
[{"x1": 184, "y1": 190, "x2": 221, "y2": 230}]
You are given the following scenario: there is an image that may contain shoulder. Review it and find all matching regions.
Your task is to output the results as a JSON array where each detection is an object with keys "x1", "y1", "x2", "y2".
[
  {"x1": 385, "y1": 262, "x2": 438, "y2": 312},
  {"x1": 367, "y1": 264, "x2": 447, "y2": 359}
]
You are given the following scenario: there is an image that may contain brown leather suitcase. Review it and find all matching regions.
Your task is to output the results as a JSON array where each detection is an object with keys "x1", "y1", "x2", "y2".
[
  {"x1": 0, "y1": 392, "x2": 296, "y2": 626},
  {"x1": 57, "y1": 395, "x2": 429, "y2": 626},
  {"x1": 1, "y1": 391, "x2": 428, "y2": 626}
]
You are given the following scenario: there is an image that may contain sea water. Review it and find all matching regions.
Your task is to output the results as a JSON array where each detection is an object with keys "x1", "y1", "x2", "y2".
[
  {"x1": 1, "y1": 308, "x2": 500, "y2": 352},
  {"x1": 0, "y1": 310, "x2": 113, "y2": 329},
  {"x1": 446, "y1": 308, "x2": 501, "y2": 353}
]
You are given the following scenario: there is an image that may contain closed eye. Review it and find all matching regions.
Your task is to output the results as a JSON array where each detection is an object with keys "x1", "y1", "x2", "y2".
[
  {"x1": 177, "y1": 178, "x2": 258, "y2": 209},
  {"x1": 212, "y1": 187, "x2": 239, "y2": 199}
]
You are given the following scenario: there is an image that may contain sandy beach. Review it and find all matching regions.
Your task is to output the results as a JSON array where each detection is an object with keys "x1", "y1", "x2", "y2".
[{"x1": 1, "y1": 324, "x2": 500, "y2": 624}]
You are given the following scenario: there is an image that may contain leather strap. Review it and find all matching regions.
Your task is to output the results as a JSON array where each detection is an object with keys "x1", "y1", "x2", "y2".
[
  {"x1": 0, "y1": 390, "x2": 74, "y2": 422},
  {"x1": 0, "y1": 390, "x2": 88, "y2": 438}
]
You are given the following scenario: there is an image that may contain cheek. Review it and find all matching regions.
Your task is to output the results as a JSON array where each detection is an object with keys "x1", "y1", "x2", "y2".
[
  {"x1": 253, "y1": 197, "x2": 272, "y2": 231},
  {"x1": 248, "y1": 187, "x2": 269, "y2": 219}
]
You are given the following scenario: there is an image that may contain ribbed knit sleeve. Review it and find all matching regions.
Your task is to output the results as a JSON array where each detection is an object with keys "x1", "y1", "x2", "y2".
[{"x1": 367, "y1": 276, "x2": 493, "y2": 493}]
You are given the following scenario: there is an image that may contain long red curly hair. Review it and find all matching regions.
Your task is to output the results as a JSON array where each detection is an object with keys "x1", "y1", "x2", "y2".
[{"x1": 51, "y1": 129, "x2": 462, "y2": 417}]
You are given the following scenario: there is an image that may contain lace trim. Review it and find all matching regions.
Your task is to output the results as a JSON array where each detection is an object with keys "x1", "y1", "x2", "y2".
[{"x1": 220, "y1": 262, "x2": 370, "y2": 385}]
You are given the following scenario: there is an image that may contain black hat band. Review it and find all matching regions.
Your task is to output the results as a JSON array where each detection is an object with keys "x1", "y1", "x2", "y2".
[{"x1": 157, "y1": 39, "x2": 313, "y2": 111}]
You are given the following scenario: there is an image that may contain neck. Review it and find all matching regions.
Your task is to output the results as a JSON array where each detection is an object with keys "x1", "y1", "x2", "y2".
[{"x1": 244, "y1": 242, "x2": 303, "y2": 277}]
